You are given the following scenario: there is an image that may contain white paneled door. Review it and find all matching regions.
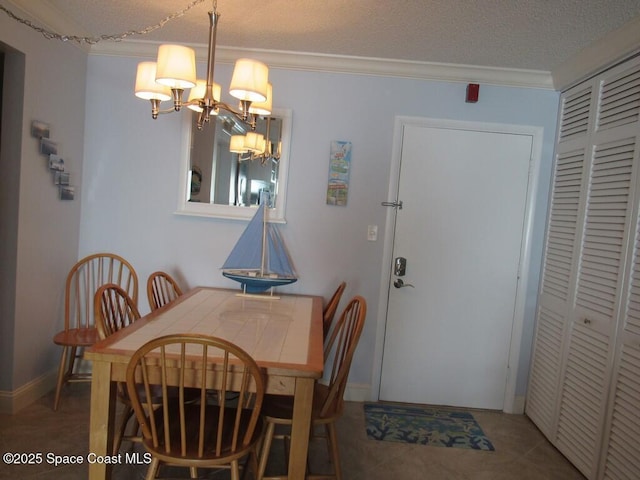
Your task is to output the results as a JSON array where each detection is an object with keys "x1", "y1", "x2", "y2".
[{"x1": 379, "y1": 120, "x2": 535, "y2": 410}]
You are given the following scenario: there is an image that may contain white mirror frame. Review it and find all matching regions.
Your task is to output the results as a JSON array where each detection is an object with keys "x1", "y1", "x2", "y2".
[{"x1": 175, "y1": 108, "x2": 292, "y2": 223}]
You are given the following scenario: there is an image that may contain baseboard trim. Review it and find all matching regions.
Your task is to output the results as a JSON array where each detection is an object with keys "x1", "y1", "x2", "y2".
[
  {"x1": 345, "y1": 385, "x2": 526, "y2": 414},
  {"x1": 344, "y1": 383, "x2": 371, "y2": 402},
  {"x1": 0, "y1": 371, "x2": 57, "y2": 414},
  {"x1": 508, "y1": 395, "x2": 526, "y2": 415}
]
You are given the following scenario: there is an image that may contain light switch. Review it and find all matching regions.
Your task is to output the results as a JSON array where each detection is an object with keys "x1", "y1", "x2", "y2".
[{"x1": 367, "y1": 225, "x2": 378, "y2": 241}]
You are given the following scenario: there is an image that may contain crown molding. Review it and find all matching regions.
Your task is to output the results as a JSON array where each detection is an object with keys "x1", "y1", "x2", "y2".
[
  {"x1": 552, "y1": 15, "x2": 640, "y2": 91},
  {"x1": 92, "y1": 39, "x2": 554, "y2": 90}
]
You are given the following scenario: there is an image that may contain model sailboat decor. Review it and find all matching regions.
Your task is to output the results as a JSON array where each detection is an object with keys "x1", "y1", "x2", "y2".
[{"x1": 222, "y1": 203, "x2": 297, "y2": 295}]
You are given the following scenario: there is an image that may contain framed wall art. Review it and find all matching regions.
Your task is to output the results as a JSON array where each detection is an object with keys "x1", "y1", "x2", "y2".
[{"x1": 326, "y1": 140, "x2": 352, "y2": 206}]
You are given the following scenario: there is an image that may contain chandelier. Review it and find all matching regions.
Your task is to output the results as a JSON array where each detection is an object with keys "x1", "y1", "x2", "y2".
[
  {"x1": 134, "y1": 1, "x2": 272, "y2": 131},
  {"x1": 0, "y1": 1, "x2": 273, "y2": 131}
]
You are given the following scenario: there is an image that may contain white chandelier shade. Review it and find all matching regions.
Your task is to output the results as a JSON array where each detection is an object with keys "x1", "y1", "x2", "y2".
[
  {"x1": 230, "y1": 134, "x2": 248, "y2": 153},
  {"x1": 229, "y1": 59, "x2": 269, "y2": 103},
  {"x1": 248, "y1": 83, "x2": 273, "y2": 116},
  {"x1": 155, "y1": 44, "x2": 197, "y2": 89},
  {"x1": 230, "y1": 132, "x2": 271, "y2": 157},
  {"x1": 244, "y1": 132, "x2": 265, "y2": 153},
  {"x1": 134, "y1": 62, "x2": 172, "y2": 101}
]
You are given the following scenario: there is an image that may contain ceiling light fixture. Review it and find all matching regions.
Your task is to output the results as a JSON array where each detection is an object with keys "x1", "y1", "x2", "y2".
[
  {"x1": 0, "y1": 1, "x2": 265, "y2": 131},
  {"x1": 134, "y1": 0, "x2": 272, "y2": 131}
]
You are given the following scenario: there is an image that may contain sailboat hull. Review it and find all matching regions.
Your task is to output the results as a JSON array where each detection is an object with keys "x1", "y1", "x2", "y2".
[{"x1": 222, "y1": 271, "x2": 297, "y2": 293}]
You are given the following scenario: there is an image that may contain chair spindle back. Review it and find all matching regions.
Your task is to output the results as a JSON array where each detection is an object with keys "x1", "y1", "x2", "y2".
[
  {"x1": 321, "y1": 295, "x2": 366, "y2": 418},
  {"x1": 65, "y1": 253, "x2": 138, "y2": 331},
  {"x1": 147, "y1": 271, "x2": 183, "y2": 311},
  {"x1": 126, "y1": 334, "x2": 265, "y2": 462}
]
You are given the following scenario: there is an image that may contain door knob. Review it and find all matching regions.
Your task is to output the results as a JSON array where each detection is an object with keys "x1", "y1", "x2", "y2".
[{"x1": 394, "y1": 279, "x2": 414, "y2": 289}]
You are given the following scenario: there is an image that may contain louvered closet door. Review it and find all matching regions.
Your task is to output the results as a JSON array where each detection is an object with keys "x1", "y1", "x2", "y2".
[
  {"x1": 597, "y1": 56, "x2": 640, "y2": 480},
  {"x1": 526, "y1": 84, "x2": 594, "y2": 439},
  {"x1": 556, "y1": 57, "x2": 640, "y2": 480},
  {"x1": 528, "y1": 55, "x2": 640, "y2": 480}
]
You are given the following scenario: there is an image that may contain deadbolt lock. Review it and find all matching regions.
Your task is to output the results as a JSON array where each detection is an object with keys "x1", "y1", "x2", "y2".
[{"x1": 394, "y1": 257, "x2": 407, "y2": 276}]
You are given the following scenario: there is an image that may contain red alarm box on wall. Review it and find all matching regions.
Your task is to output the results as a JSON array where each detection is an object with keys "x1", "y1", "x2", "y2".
[{"x1": 466, "y1": 83, "x2": 479, "y2": 103}]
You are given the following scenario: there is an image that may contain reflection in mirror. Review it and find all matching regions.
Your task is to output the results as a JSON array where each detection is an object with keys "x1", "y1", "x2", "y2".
[
  {"x1": 176, "y1": 108, "x2": 291, "y2": 222},
  {"x1": 189, "y1": 115, "x2": 281, "y2": 208}
]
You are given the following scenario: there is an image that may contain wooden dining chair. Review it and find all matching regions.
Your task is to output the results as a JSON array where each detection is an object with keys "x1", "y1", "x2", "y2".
[
  {"x1": 126, "y1": 334, "x2": 265, "y2": 480},
  {"x1": 53, "y1": 252, "x2": 138, "y2": 411},
  {"x1": 146, "y1": 271, "x2": 183, "y2": 311},
  {"x1": 94, "y1": 283, "x2": 142, "y2": 454},
  {"x1": 257, "y1": 295, "x2": 367, "y2": 480},
  {"x1": 322, "y1": 282, "x2": 346, "y2": 341}
]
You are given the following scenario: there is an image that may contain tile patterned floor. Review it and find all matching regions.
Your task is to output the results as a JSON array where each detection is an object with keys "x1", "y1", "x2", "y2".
[{"x1": 0, "y1": 384, "x2": 586, "y2": 479}]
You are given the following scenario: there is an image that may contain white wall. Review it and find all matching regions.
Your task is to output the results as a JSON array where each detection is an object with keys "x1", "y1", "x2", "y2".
[
  {"x1": 80, "y1": 53, "x2": 560, "y2": 398},
  {"x1": 0, "y1": 14, "x2": 87, "y2": 397}
]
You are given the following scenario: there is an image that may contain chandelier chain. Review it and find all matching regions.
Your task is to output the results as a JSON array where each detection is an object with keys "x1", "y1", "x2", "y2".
[{"x1": 0, "y1": 0, "x2": 206, "y2": 45}]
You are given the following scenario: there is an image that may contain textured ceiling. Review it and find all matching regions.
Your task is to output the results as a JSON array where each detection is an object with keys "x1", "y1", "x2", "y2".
[{"x1": 10, "y1": 0, "x2": 640, "y2": 72}]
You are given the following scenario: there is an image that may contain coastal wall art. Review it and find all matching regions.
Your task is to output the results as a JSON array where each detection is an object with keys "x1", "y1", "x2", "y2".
[
  {"x1": 31, "y1": 120, "x2": 75, "y2": 200},
  {"x1": 326, "y1": 140, "x2": 352, "y2": 206}
]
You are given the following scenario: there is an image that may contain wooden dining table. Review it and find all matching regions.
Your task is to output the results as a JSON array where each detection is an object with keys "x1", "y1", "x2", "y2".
[{"x1": 84, "y1": 286, "x2": 324, "y2": 480}]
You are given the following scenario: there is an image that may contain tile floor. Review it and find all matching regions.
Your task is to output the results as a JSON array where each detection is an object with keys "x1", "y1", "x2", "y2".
[{"x1": 0, "y1": 384, "x2": 586, "y2": 479}]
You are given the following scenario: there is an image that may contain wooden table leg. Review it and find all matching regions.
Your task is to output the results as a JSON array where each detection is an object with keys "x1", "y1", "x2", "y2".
[
  {"x1": 288, "y1": 377, "x2": 315, "y2": 480},
  {"x1": 88, "y1": 361, "x2": 115, "y2": 480}
]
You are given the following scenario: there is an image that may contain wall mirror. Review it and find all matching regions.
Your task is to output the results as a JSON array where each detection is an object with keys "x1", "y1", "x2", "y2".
[{"x1": 176, "y1": 108, "x2": 292, "y2": 222}]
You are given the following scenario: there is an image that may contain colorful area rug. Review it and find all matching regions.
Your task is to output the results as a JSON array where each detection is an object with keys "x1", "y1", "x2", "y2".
[{"x1": 364, "y1": 403, "x2": 495, "y2": 451}]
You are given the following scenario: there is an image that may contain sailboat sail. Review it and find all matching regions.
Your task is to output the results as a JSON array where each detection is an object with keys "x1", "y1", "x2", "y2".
[
  {"x1": 222, "y1": 203, "x2": 297, "y2": 293},
  {"x1": 222, "y1": 204, "x2": 266, "y2": 272},
  {"x1": 265, "y1": 227, "x2": 296, "y2": 276}
]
